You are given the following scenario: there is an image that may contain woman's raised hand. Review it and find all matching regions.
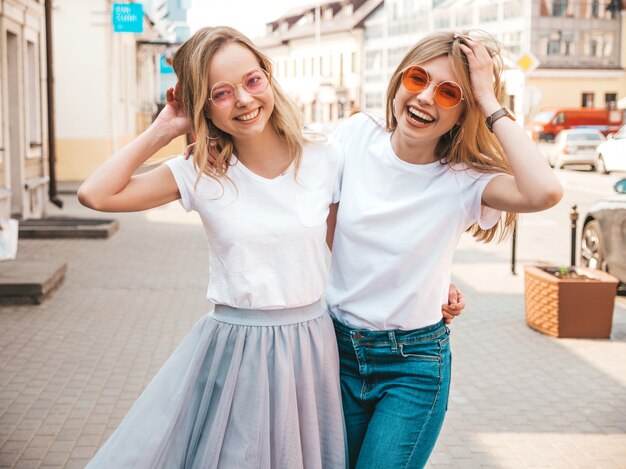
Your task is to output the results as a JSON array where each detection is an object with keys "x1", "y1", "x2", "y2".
[
  {"x1": 457, "y1": 37, "x2": 501, "y2": 116},
  {"x1": 154, "y1": 85, "x2": 192, "y2": 141}
]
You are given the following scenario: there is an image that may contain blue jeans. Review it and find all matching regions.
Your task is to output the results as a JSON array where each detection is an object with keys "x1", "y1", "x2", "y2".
[{"x1": 333, "y1": 318, "x2": 451, "y2": 469}]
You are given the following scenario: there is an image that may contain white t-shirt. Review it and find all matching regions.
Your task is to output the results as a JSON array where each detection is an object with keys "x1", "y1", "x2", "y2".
[
  {"x1": 326, "y1": 113, "x2": 502, "y2": 330},
  {"x1": 166, "y1": 141, "x2": 343, "y2": 310}
]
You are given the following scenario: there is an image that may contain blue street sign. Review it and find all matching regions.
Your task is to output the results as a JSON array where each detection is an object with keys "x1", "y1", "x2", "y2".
[
  {"x1": 160, "y1": 55, "x2": 174, "y2": 74},
  {"x1": 112, "y1": 3, "x2": 143, "y2": 33}
]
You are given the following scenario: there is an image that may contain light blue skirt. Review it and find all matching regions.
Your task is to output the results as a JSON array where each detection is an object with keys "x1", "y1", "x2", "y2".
[{"x1": 86, "y1": 302, "x2": 346, "y2": 469}]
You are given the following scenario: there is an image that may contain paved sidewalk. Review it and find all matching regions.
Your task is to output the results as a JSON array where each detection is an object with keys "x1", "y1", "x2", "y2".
[{"x1": 1, "y1": 195, "x2": 625, "y2": 468}]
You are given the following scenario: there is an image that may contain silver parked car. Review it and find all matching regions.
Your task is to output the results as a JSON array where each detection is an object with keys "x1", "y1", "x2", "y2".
[
  {"x1": 594, "y1": 125, "x2": 626, "y2": 174},
  {"x1": 547, "y1": 129, "x2": 605, "y2": 170},
  {"x1": 581, "y1": 178, "x2": 626, "y2": 286}
]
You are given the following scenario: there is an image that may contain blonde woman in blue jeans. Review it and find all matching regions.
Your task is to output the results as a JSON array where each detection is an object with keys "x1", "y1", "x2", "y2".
[{"x1": 323, "y1": 31, "x2": 562, "y2": 468}]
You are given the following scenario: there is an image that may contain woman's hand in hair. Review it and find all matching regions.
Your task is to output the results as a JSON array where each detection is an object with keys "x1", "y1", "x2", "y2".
[
  {"x1": 154, "y1": 85, "x2": 192, "y2": 142},
  {"x1": 457, "y1": 38, "x2": 501, "y2": 117}
]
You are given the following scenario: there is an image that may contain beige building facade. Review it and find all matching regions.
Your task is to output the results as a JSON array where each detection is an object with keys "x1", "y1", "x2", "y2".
[
  {"x1": 362, "y1": 0, "x2": 625, "y2": 121},
  {"x1": 1, "y1": 0, "x2": 49, "y2": 220},
  {"x1": 258, "y1": 0, "x2": 383, "y2": 125},
  {"x1": 53, "y1": 0, "x2": 182, "y2": 182},
  {"x1": 524, "y1": 0, "x2": 625, "y2": 117}
]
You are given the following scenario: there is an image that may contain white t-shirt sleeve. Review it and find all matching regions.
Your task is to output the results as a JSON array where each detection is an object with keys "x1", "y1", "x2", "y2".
[
  {"x1": 456, "y1": 168, "x2": 503, "y2": 230},
  {"x1": 472, "y1": 174, "x2": 502, "y2": 229},
  {"x1": 165, "y1": 155, "x2": 199, "y2": 212}
]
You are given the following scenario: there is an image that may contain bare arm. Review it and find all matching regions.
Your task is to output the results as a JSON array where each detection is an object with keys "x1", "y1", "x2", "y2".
[
  {"x1": 78, "y1": 86, "x2": 189, "y2": 212},
  {"x1": 459, "y1": 39, "x2": 563, "y2": 213},
  {"x1": 326, "y1": 203, "x2": 339, "y2": 250}
]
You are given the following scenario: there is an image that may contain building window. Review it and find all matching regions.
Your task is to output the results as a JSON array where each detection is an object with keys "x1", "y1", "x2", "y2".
[
  {"x1": 582, "y1": 92, "x2": 594, "y2": 108},
  {"x1": 365, "y1": 73, "x2": 383, "y2": 83},
  {"x1": 391, "y1": 2, "x2": 399, "y2": 20},
  {"x1": 503, "y1": 0, "x2": 522, "y2": 18},
  {"x1": 581, "y1": 31, "x2": 615, "y2": 59},
  {"x1": 365, "y1": 25, "x2": 383, "y2": 40},
  {"x1": 606, "y1": 0, "x2": 621, "y2": 18},
  {"x1": 563, "y1": 33, "x2": 574, "y2": 56},
  {"x1": 545, "y1": 30, "x2": 575, "y2": 57},
  {"x1": 434, "y1": 14, "x2": 450, "y2": 28},
  {"x1": 502, "y1": 31, "x2": 522, "y2": 56},
  {"x1": 552, "y1": 0, "x2": 569, "y2": 16},
  {"x1": 603, "y1": 35, "x2": 614, "y2": 57},
  {"x1": 541, "y1": 0, "x2": 573, "y2": 17},
  {"x1": 365, "y1": 92, "x2": 383, "y2": 109},
  {"x1": 605, "y1": 93, "x2": 617, "y2": 109},
  {"x1": 547, "y1": 38, "x2": 560, "y2": 56},
  {"x1": 479, "y1": 3, "x2": 498, "y2": 22},
  {"x1": 455, "y1": 9, "x2": 471, "y2": 26},
  {"x1": 388, "y1": 47, "x2": 407, "y2": 68},
  {"x1": 365, "y1": 50, "x2": 382, "y2": 71}
]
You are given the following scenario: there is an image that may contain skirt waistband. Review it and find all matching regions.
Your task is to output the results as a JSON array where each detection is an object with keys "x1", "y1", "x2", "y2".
[{"x1": 210, "y1": 301, "x2": 325, "y2": 327}]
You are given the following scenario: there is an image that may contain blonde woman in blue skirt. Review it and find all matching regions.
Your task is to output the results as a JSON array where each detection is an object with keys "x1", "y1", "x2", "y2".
[{"x1": 78, "y1": 26, "x2": 346, "y2": 468}]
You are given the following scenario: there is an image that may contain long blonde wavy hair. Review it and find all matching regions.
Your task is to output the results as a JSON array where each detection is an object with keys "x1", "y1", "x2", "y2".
[
  {"x1": 385, "y1": 30, "x2": 516, "y2": 242},
  {"x1": 172, "y1": 26, "x2": 304, "y2": 186}
]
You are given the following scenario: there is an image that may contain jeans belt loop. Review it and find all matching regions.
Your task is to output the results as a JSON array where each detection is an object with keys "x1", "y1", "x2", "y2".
[{"x1": 388, "y1": 330, "x2": 398, "y2": 353}]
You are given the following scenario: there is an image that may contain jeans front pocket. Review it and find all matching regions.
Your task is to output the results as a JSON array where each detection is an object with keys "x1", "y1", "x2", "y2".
[
  {"x1": 398, "y1": 342, "x2": 441, "y2": 361},
  {"x1": 397, "y1": 326, "x2": 449, "y2": 361},
  {"x1": 398, "y1": 344, "x2": 441, "y2": 362}
]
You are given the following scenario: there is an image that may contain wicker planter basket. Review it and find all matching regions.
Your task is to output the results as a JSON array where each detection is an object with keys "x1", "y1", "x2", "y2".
[{"x1": 524, "y1": 265, "x2": 619, "y2": 338}]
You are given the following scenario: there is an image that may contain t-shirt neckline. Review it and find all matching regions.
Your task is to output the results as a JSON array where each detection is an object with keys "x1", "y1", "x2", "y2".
[
  {"x1": 384, "y1": 132, "x2": 442, "y2": 171},
  {"x1": 230, "y1": 154, "x2": 294, "y2": 184}
]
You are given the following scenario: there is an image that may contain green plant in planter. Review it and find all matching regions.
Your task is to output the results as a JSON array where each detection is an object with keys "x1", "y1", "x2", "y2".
[{"x1": 557, "y1": 266, "x2": 570, "y2": 276}]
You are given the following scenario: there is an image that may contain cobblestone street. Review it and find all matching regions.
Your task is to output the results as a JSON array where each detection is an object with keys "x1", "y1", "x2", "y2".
[{"x1": 1, "y1": 192, "x2": 625, "y2": 468}]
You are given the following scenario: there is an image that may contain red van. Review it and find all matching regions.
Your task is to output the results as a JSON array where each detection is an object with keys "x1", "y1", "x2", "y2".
[{"x1": 526, "y1": 108, "x2": 623, "y2": 142}]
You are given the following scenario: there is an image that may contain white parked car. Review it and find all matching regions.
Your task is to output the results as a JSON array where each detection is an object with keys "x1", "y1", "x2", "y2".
[
  {"x1": 547, "y1": 129, "x2": 605, "y2": 169},
  {"x1": 594, "y1": 125, "x2": 626, "y2": 174}
]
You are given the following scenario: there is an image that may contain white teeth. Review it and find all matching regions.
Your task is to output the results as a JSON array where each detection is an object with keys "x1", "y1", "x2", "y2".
[
  {"x1": 408, "y1": 107, "x2": 434, "y2": 122},
  {"x1": 236, "y1": 109, "x2": 260, "y2": 121}
]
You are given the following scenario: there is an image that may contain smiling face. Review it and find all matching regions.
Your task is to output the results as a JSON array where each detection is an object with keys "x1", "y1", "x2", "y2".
[
  {"x1": 206, "y1": 42, "x2": 275, "y2": 144},
  {"x1": 391, "y1": 55, "x2": 465, "y2": 155}
]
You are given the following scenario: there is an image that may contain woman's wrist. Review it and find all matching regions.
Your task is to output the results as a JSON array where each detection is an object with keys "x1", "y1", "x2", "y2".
[
  {"x1": 479, "y1": 99, "x2": 502, "y2": 118},
  {"x1": 146, "y1": 122, "x2": 177, "y2": 148}
]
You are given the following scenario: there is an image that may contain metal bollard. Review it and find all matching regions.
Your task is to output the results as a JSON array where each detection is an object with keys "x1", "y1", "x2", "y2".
[
  {"x1": 511, "y1": 222, "x2": 517, "y2": 275},
  {"x1": 570, "y1": 205, "x2": 578, "y2": 266}
]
